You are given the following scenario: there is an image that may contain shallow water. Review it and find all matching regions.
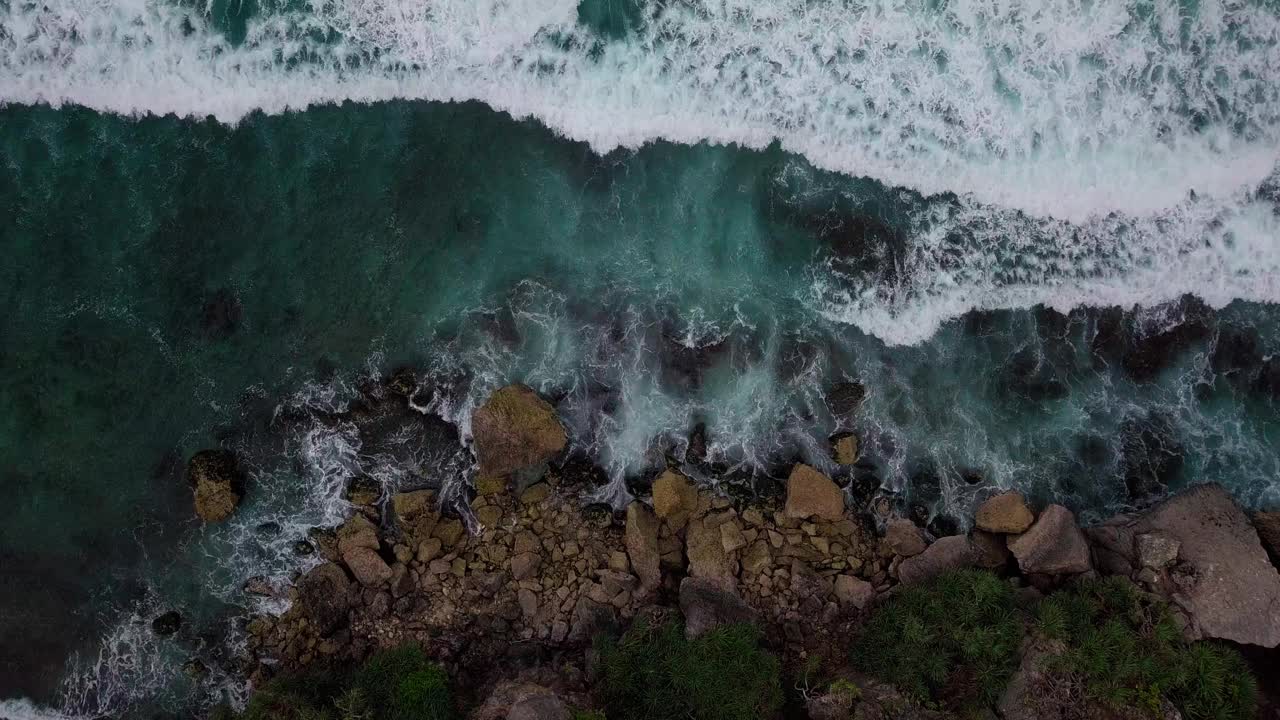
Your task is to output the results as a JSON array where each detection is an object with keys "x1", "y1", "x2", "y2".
[{"x1": 2, "y1": 0, "x2": 1280, "y2": 716}]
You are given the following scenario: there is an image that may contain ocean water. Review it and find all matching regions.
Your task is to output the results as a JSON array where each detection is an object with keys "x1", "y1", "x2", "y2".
[{"x1": 2, "y1": 0, "x2": 1279, "y2": 717}]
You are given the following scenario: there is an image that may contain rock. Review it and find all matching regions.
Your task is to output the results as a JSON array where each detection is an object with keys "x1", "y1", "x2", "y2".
[
  {"x1": 1135, "y1": 532, "x2": 1180, "y2": 569},
  {"x1": 243, "y1": 576, "x2": 275, "y2": 597},
  {"x1": 1118, "y1": 411, "x2": 1184, "y2": 502},
  {"x1": 569, "y1": 597, "x2": 617, "y2": 643},
  {"x1": 391, "y1": 489, "x2": 438, "y2": 545},
  {"x1": 181, "y1": 659, "x2": 209, "y2": 680},
  {"x1": 652, "y1": 469, "x2": 699, "y2": 529},
  {"x1": 509, "y1": 696, "x2": 570, "y2": 720},
  {"x1": 1084, "y1": 519, "x2": 1137, "y2": 577},
  {"x1": 518, "y1": 588, "x2": 539, "y2": 618},
  {"x1": 625, "y1": 502, "x2": 661, "y2": 592},
  {"x1": 831, "y1": 432, "x2": 859, "y2": 465},
  {"x1": 833, "y1": 574, "x2": 875, "y2": 609},
  {"x1": 741, "y1": 541, "x2": 772, "y2": 574},
  {"x1": 827, "y1": 381, "x2": 867, "y2": 419},
  {"x1": 998, "y1": 640, "x2": 1067, "y2": 720},
  {"x1": 679, "y1": 577, "x2": 757, "y2": 639},
  {"x1": 1130, "y1": 483, "x2": 1280, "y2": 647},
  {"x1": 898, "y1": 535, "x2": 977, "y2": 585},
  {"x1": 472, "y1": 683, "x2": 570, "y2": 720},
  {"x1": 151, "y1": 611, "x2": 182, "y2": 636},
  {"x1": 686, "y1": 517, "x2": 735, "y2": 588},
  {"x1": 1008, "y1": 505, "x2": 1092, "y2": 575},
  {"x1": 719, "y1": 520, "x2": 747, "y2": 553},
  {"x1": 511, "y1": 552, "x2": 542, "y2": 581},
  {"x1": 344, "y1": 547, "x2": 393, "y2": 587},
  {"x1": 296, "y1": 562, "x2": 351, "y2": 635},
  {"x1": 974, "y1": 491, "x2": 1034, "y2": 534},
  {"x1": 188, "y1": 449, "x2": 243, "y2": 523},
  {"x1": 784, "y1": 464, "x2": 845, "y2": 521},
  {"x1": 292, "y1": 539, "x2": 315, "y2": 556},
  {"x1": 884, "y1": 519, "x2": 927, "y2": 557},
  {"x1": 970, "y1": 530, "x2": 1011, "y2": 569},
  {"x1": 471, "y1": 384, "x2": 567, "y2": 491},
  {"x1": 1253, "y1": 511, "x2": 1280, "y2": 564},
  {"x1": 336, "y1": 514, "x2": 380, "y2": 557},
  {"x1": 416, "y1": 538, "x2": 443, "y2": 564},
  {"x1": 345, "y1": 477, "x2": 380, "y2": 506}
]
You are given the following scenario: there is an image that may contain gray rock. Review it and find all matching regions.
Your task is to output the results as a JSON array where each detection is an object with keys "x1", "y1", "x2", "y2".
[
  {"x1": 1131, "y1": 483, "x2": 1280, "y2": 647},
  {"x1": 1135, "y1": 532, "x2": 1180, "y2": 569},
  {"x1": 508, "y1": 695, "x2": 570, "y2": 720},
  {"x1": 833, "y1": 574, "x2": 875, "y2": 609},
  {"x1": 296, "y1": 562, "x2": 351, "y2": 635},
  {"x1": 344, "y1": 546, "x2": 393, "y2": 587},
  {"x1": 679, "y1": 577, "x2": 757, "y2": 639},
  {"x1": 1008, "y1": 505, "x2": 1092, "y2": 575},
  {"x1": 898, "y1": 535, "x2": 977, "y2": 585},
  {"x1": 625, "y1": 501, "x2": 661, "y2": 592}
]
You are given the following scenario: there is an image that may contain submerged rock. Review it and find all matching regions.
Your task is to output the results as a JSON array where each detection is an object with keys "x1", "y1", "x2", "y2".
[
  {"x1": 471, "y1": 384, "x2": 567, "y2": 492},
  {"x1": 784, "y1": 464, "x2": 844, "y2": 520},
  {"x1": 831, "y1": 432, "x2": 859, "y2": 465},
  {"x1": 1007, "y1": 505, "x2": 1091, "y2": 575},
  {"x1": 827, "y1": 381, "x2": 867, "y2": 420},
  {"x1": 187, "y1": 449, "x2": 243, "y2": 523},
  {"x1": 151, "y1": 610, "x2": 182, "y2": 636}
]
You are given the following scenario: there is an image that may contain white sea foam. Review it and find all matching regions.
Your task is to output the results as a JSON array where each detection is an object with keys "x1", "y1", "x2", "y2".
[{"x1": 1, "y1": 0, "x2": 1277, "y2": 222}]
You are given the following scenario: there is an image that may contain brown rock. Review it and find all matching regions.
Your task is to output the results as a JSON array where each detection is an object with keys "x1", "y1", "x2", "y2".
[
  {"x1": 741, "y1": 541, "x2": 772, "y2": 574},
  {"x1": 344, "y1": 547, "x2": 392, "y2": 587},
  {"x1": 1135, "y1": 532, "x2": 1180, "y2": 569},
  {"x1": 831, "y1": 433, "x2": 859, "y2": 465},
  {"x1": 1008, "y1": 505, "x2": 1091, "y2": 575},
  {"x1": 511, "y1": 552, "x2": 542, "y2": 581},
  {"x1": 833, "y1": 574, "x2": 875, "y2": 609},
  {"x1": 885, "y1": 519, "x2": 927, "y2": 557},
  {"x1": 652, "y1": 470, "x2": 698, "y2": 529},
  {"x1": 391, "y1": 489, "x2": 438, "y2": 544},
  {"x1": 784, "y1": 464, "x2": 845, "y2": 521},
  {"x1": 970, "y1": 529, "x2": 1011, "y2": 569},
  {"x1": 898, "y1": 535, "x2": 977, "y2": 585},
  {"x1": 188, "y1": 449, "x2": 243, "y2": 523},
  {"x1": 472, "y1": 682, "x2": 570, "y2": 720},
  {"x1": 337, "y1": 514, "x2": 380, "y2": 556},
  {"x1": 975, "y1": 491, "x2": 1035, "y2": 534},
  {"x1": 625, "y1": 502, "x2": 661, "y2": 592},
  {"x1": 679, "y1": 577, "x2": 757, "y2": 639},
  {"x1": 687, "y1": 517, "x2": 735, "y2": 588},
  {"x1": 295, "y1": 562, "x2": 351, "y2": 635},
  {"x1": 1252, "y1": 511, "x2": 1280, "y2": 563},
  {"x1": 1131, "y1": 484, "x2": 1280, "y2": 646},
  {"x1": 720, "y1": 520, "x2": 747, "y2": 553},
  {"x1": 471, "y1": 384, "x2": 567, "y2": 490}
]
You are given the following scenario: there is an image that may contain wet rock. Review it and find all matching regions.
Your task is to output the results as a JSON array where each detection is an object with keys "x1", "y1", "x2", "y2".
[
  {"x1": 1118, "y1": 412, "x2": 1183, "y2": 503},
  {"x1": 345, "y1": 476, "x2": 381, "y2": 507},
  {"x1": 292, "y1": 539, "x2": 315, "y2": 556},
  {"x1": 898, "y1": 535, "x2": 977, "y2": 585},
  {"x1": 1003, "y1": 346, "x2": 1069, "y2": 402},
  {"x1": 833, "y1": 574, "x2": 875, "y2": 609},
  {"x1": 243, "y1": 576, "x2": 275, "y2": 597},
  {"x1": 1211, "y1": 325, "x2": 1262, "y2": 377},
  {"x1": 974, "y1": 491, "x2": 1034, "y2": 534},
  {"x1": 151, "y1": 611, "x2": 182, "y2": 636},
  {"x1": 1253, "y1": 357, "x2": 1280, "y2": 401},
  {"x1": 831, "y1": 433, "x2": 859, "y2": 465},
  {"x1": 679, "y1": 577, "x2": 757, "y2": 639},
  {"x1": 784, "y1": 464, "x2": 845, "y2": 520},
  {"x1": 188, "y1": 449, "x2": 243, "y2": 523},
  {"x1": 1130, "y1": 483, "x2": 1280, "y2": 646},
  {"x1": 625, "y1": 502, "x2": 661, "y2": 592},
  {"x1": 295, "y1": 562, "x2": 351, "y2": 635},
  {"x1": 337, "y1": 515, "x2": 380, "y2": 557},
  {"x1": 471, "y1": 384, "x2": 567, "y2": 492},
  {"x1": 884, "y1": 519, "x2": 927, "y2": 558},
  {"x1": 1008, "y1": 505, "x2": 1092, "y2": 575},
  {"x1": 926, "y1": 513, "x2": 960, "y2": 539},
  {"x1": 827, "y1": 381, "x2": 867, "y2": 420},
  {"x1": 200, "y1": 288, "x2": 242, "y2": 340},
  {"x1": 181, "y1": 659, "x2": 208, "y2": 680},
  {"x1": 687, "y1": 422, "x2": 709, "y2": 465},
  {"x1": 652, "y1": 469, "x2": 698, "y2": 529}
]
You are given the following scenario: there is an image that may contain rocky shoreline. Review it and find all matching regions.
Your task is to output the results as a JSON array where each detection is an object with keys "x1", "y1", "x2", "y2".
[{"x1": 190, "y1": 377, "x2": 1280, "y2": 719}]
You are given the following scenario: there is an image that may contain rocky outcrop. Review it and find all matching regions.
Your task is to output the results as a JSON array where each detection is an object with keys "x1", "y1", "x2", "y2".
[
  {"x1": 974, "y1": 491, "x2": 1034, "y2": 534},
  {"x1": 1127, "y1": 483, "x2": 1280, "y2": 647},
  {"x1": 471, "y1": 384, "x2": 567, "y2": 492},
  {"x1": 1008, "y1": 505, "x2": 1091, "y2": 575},
  {"x1": 898, "y1": 535, "x2": 977, "y2": 585},
  {"x1": 784, "y1": 464, "x2": 845, "y2": 520},
  {"x1": 679, "y1": 577, "x2": 757, "y2": 639},
  {"x1": 188, "y1": 449, "x2": 243, "y2": 523}
]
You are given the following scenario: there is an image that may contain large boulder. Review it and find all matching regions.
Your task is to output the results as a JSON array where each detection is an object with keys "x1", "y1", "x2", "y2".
[
  {"x1": 1008, "y1": 505, "x2": 1092, "y2": 575},
  {"x1": 784, "y1": 464, "x2": 845, "y2": 520},
  {"x1": 471, "y1": 384, "x2": 567, "y2": 491},
  {"x1": 1129, "y1": 483, "x2": 1280, "y2": 647},
  {"x1": 679, "y1": 577, "x2": 757, "y2": 639},
  {"x1": 337, "y1": 515, "x2": 392, "y2": 587},
  {"x1": 295, "y1": 562, "x2": 351, "y2": 635},
  {"x1": 1253, "y1": 510, "x2": 1280, "y2": 564},
  {"x1": 391, "y1": 489, "x2": 439, "y2": 546},
  {"x1": 974, "y1": 491, "x2": 1034, "y2": 534},
  {"x1": 884, "y1": 518, "x2": 927, "y2": 557},
  {"x1": 188, "y1": 450, "x2": 243, "y2": 523},
  {"x1": 686, "y1": 517, "x2": 736, "y2": 589},
  {"x1": 471, "y1": 682, "x2": 570, "y2": 720},
  {"x1": 625, "y1": 502, "x2": 661, "y2": 592},
  {"x1": 898, "y1": 535, "x2": 977, "y2": 585}
]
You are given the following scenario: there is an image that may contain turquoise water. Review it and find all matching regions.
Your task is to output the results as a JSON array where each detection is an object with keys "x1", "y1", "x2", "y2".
[{"x1": 2, "y1": 0, "x2": 1280, "y2": 716}]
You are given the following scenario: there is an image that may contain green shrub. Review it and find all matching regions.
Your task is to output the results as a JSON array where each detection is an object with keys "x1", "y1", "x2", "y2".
[
  {"x1": 351, "y1": 645, "x2": 455, "y2": 720},
  {"x1": 850, "y1": 569, "x2": 1024, "y2": 711},
  {"x1": 571, "y1": 710, "x2": 607, "y2": 720},
  {"x1": 1037, "y1": 577, "x2": 1257, "y2": 720},
  {"x1": 596, "y1": 620, "x2": 783, "y2": 720},
  {"x1": 237, "y1": 667, "x2": 345, "y2": 720}
]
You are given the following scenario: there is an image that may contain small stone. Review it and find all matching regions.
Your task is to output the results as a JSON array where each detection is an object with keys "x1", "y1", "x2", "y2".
[
  {"x1": 417, "y1": 538, "x2": 444, "y2": 564},
  {"x1": 432, "y1": 518, "x2": 465, "y2": 549},
  {"x1": 345, "y1": 547, "x2": 393, "y2": 587},
  {"x1": 511, "y1": 552, "x2": 542, "y2": 581},
  {"x1": 885, "y1": 519, "x2": 927, "y2": 557},
  {"x1": 450, "y1": 558, "x2": 468, "y2": 577},
  {"x1": 608, "y1": 551, "x2": 631, "y2": 573},
  {"x1": 975, "y1": 492, "x2": 1035, "y2": 534},
  {"x1": 720, "y1": 521, "x2": 747, "y2": 553},
  {"x1": 810, "y1": 536, "x2": 831, "y2": 555},
  {"x1": 292, "y1": 539, "x2": 315, "y2": 556},
  {"x1": 1008, "y1": 505, "x2": 1092, "y2": 575},
  {"x1": 475, "y1": 474, "x2": 507, "y2": 496},
  {"x1": 767, "y1": 530, "x2": 784, "y2": 549},
  {"x1": 518, "y1": 588, "x2": 539, "y2": 618},
  {"x1": 429, "y1": 559, "x2": 451, "y2": 575},
  {"x1": 475, "y1": 505, "x2": 504, "y2": 530},
  {"x1": 741, "y1": 541, "x2": 772, "y2": 574}
]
